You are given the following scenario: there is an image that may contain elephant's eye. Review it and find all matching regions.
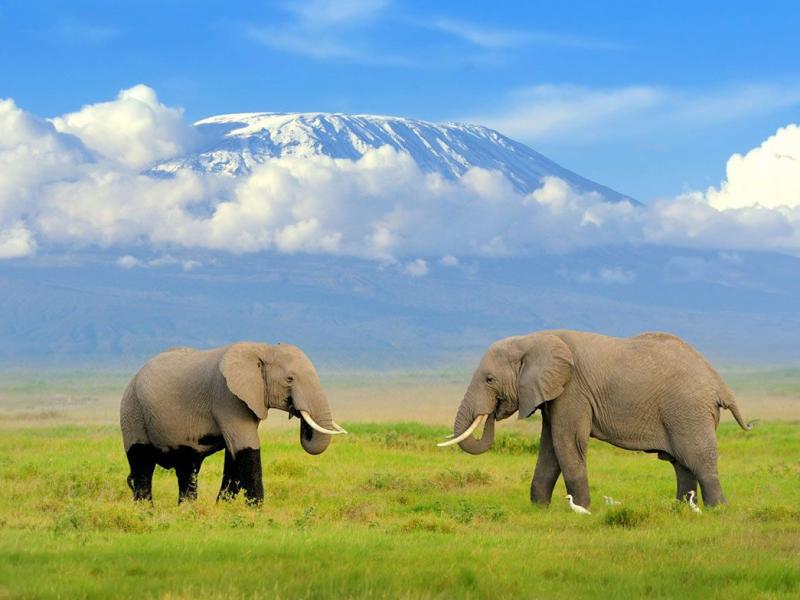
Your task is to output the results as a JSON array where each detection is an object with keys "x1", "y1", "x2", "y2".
[
  {"x1": 286, "y1": 375, "x2": 295, "y2": 384},
  {"x1": 485, "y1": 375, "x2": 495, "y2": 384}
]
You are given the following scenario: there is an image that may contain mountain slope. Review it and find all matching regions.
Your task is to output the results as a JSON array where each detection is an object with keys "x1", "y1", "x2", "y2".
[{"x1": 152, "y1": 112, "x2": 632, "y2": 201}]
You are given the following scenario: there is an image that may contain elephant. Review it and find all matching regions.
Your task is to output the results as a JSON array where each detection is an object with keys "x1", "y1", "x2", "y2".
[
  {"x1": 120, "y1": 342, "x2": 345, "y2": 505},
  {"x1": 439, "y1": 330, "x2": 753, "y2": 509}
]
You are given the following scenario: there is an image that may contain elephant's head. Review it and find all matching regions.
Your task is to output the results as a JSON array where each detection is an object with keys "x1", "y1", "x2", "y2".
[
  {"x1": 441, "y1": 333, "x2": 573, "y2": 454},
  {"x1": 220, "y1": 342, "x2": 345, "y2": 455}
]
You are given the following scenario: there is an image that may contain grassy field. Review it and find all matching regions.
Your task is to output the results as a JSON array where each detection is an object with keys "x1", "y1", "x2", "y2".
[
  {"x1": 0, "y1": 370, "x2": 798, "y2": 598},
  {"x1": 1, "y1": 422, "x2": 799, "y2": 598}
]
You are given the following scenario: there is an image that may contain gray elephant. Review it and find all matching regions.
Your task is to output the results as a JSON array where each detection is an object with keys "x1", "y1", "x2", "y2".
[
  {"x1": 120, "y1": 342, "x2": 345, "y2": 505},
  {"x1": 440, "y1": 330, "x2": 753, "y2": 508}
]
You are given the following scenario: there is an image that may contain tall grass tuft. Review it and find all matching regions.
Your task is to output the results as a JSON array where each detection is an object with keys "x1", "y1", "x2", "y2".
[{"x1": 602, "y1": 506, "x2": 649, "y2": 528}]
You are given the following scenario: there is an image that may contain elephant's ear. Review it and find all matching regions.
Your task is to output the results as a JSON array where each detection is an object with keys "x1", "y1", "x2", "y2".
[
  {"x1": 219, "y1": 343, "x2": 269, "y2": 420},
  {"x1": 517, "y1": 334, "x2": 574, "y2": 419}
]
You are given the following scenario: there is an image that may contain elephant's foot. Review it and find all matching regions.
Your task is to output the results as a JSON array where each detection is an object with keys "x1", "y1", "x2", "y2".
[
  {"x1": 698, "y1": 479, "x2": 727, "y2": 507},
  {"x1": 217, "y1": 482, "x2": 240, "y2": 502},
  {"x1": 177, "y1": 480, "x2": 199, "y2": 504},
  {"x1": 530, "y1": 471, "x2": 561, "y2": 506},
  {"x1": 130, "y1": 482, "x2": 153, "y2": 503},
  {"x1": 563, "y1": 477, "x2": 591, "y2": 509},
  {"x1": 530, "y1": 482, "x2": 557, "y2": 506}
]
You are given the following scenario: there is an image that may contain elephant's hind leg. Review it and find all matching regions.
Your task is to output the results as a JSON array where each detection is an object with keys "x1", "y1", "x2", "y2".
[
  {"x1": 126, "y1": 443, "x2": 157, "y2": 503},
  {"x1": 174, "y1": 448, "x2": 205, "y2": 503},
  {"x1": 673, "y1": 433, "x2": 726, "y2": 507},
  {"x1": 657, "y1": 451, "x2": 698, "y2": 501},
  {"x1": 668, "y1": 457, "x2": 698, "y2": 501},
  {"x1": 694, "y1": 453, "x2": 726, "y2": 507}
]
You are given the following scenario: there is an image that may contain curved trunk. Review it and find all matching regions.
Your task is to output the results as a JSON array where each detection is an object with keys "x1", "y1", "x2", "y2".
[
  {"x1": 453, "y1": 399, "x2": 496, "y2": 455},
  {"x1": 300, "y1": 420, "x2": 331, "y2": 455},
  {"x1": 294, "y1": 385, "x2": 334, "y2": 455}
]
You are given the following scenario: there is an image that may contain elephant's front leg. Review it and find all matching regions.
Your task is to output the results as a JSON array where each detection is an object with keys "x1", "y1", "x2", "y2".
[
  {"x1": 217, "y1": 447, "x2": 240, "y2": 501},
  {"x1": 550, "y1": 404, "x2": 592, "y2": 509},
  {"x1": 235, "y1": 448, "x2": 264, "y2": 506},
  {"x1": 530, "y1": 414, "x2": 561, "y2": 505},
  {"x1": 217, "y1": 446, "x2": 264, "y2": 506},
  {"x1": 214, "y1": 406, "x2": 264, "y2": 506}
]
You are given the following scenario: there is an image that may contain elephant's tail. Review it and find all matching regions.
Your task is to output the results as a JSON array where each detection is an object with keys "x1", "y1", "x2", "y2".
[{"x1": 717, "y1": 390, "x2": 757, "y2": 431}]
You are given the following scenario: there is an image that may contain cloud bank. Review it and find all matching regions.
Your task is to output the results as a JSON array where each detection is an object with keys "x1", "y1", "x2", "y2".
[
  {"x1": 702, "y1": 124, "x2": 800, "y2": 210},
  {"x1": 1, "y1": 85, "x2": 800, "y2": 269}
]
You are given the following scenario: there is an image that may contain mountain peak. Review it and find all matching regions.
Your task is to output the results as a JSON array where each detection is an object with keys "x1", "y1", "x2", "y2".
[{"x1": 153, "y1": 111, "x2": 631, "y2": 202}]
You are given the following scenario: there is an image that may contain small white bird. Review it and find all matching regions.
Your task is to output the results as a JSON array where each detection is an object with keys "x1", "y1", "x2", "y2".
[
  {"x1": 566, "y1": 494, "x2": 591, "y2": 515},
  {"x1": 603, "y1": 495, "x2": 622, "y2": 506},
  {"x1": 687, "y1": 490, "x2": 702, "y2": 514}
]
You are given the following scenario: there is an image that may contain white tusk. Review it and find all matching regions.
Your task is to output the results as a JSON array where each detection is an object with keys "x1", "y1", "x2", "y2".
[
  {"x1": 437, "y1": 414, "x2": 487, "y2": 447},
  {"x1": 332, "y1": 421, "x2": 348, "y2": 434},
  {"x1": 299, "y1": 410, "x2": 344, "y2": 435},
  {"x1": 443, "y1": 433, "x2": 455, "y2": 439}
]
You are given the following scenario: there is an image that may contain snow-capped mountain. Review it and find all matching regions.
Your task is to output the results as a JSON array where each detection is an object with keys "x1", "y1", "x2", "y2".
[{"x1": 152, "y1": 112, "x2": 631, "y2": 202}]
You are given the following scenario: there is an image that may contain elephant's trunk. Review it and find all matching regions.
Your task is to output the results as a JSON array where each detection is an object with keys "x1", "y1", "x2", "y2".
[
  {"x1": 300, "y1": 420, "x2": 331, "y2": 455},
  {"x1": 453, "y1": 399, "x2": 496, "y2": 455},
  {"x1": 293, "y1": 385, "x2": 335, "y2": 456}
]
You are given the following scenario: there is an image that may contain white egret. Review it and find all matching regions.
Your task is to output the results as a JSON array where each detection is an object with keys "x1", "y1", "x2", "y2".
[
  {"x1": 687, "y1": 490, "x2": 702, "y2": 514},
  {"x1": 566, "y1": 494, "x2": 591, "y2": 515},
  {"x1": 603, "y1": 495, "x2": 621, "y2": 506}
]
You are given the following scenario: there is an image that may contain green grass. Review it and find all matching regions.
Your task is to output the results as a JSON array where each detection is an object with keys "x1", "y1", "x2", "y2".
[{"x1": 0, "y1": 421, "x2": 798, "y2": 599}]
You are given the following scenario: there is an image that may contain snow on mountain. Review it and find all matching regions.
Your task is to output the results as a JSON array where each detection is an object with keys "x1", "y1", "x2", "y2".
[{"x1": 151, "y1": 112, "x2": 632, "y2": 202}]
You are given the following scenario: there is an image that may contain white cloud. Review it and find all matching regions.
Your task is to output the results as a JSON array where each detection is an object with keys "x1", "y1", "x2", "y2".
[
  {"x1": 117, "y1": 254, "x2": 202, "y2": 271},
  {"x1": 53, "y1": 20, "x2": 118, "y2": 45},
  {"x1": 246, "y1": 0, "x2": 410, "y2": 65},
  {"x1": 245, "y1": 26, "x2": 411, "y2": 66},
  {"x1": 181, "y1": 260, "x2": 202, "y2": 272},
  {"x1": 703, "y1": 124, "x2": 800, "y2": 210},
  {"x1": 470, "y1": 83, "x2": 800, "y2": 142},
  {"x1": 403, "y1": 259, "x2": 429, "y2": 277},
  {"x1": 470, "y1": 85, "x2": 663, "y2": 140},
  {"x1": 3, "y1": 87, "x2": 800, "y2": 264},
  {"x1": 286, "y1": 0, "x2": 390, "y2": 27},
  {"x1": 275, "y1": 218, "x2": 343, "y2": 254},
  {"x1": 428, "y1": 18, "x2": 618, "y2": 50},
  {"x1": 117, "y1": 255, "x2": 143, "y2": 269},
  {"x1": 577, "y1": 267, "x2": 636, "y2": 285},
  {"x1": 0, "y1": 223, "x2": 36, "y2": 259},
  {"x1": 440, "y1": 255, "x2": 460, "y2": 267},
  {"x1": 0, "y1": 98, "x2": 89, "y2": 225},
  {"x1": 51, "y1": 85, "x2": 196, "y2": 169}
]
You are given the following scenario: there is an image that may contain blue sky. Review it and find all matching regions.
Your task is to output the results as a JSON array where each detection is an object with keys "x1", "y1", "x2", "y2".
[{"x1": 2, "y1": 0, "x2": 799, "y2": 201}]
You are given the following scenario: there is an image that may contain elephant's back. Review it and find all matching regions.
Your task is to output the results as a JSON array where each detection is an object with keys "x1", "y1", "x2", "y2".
[
  {"x1": 623, "y1": 332, "x2": 729, "y2": 422},
  {"x1": 629, "y1": 332, "x2": 721, "y2": 380},
  {"x1": 129, "y1": 347, "x2": 225, "y2": 451}
]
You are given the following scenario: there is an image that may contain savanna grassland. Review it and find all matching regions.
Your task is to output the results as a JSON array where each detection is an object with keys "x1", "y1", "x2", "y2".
[{"x1": 0, "y1": 369, "x2": 798, "y2": 599}]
